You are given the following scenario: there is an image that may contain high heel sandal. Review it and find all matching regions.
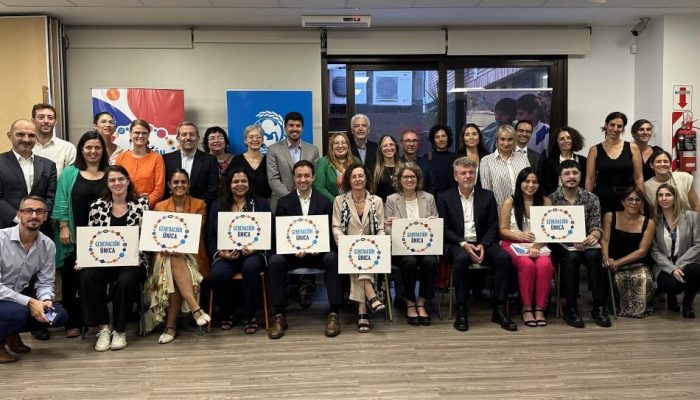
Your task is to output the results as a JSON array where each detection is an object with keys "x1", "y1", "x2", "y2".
[
  {"x1": 416, "y1": 305, "x2": 431, "y2": 326},
  {"x1": 533, "y1": 308, "x2": 547, "y2": 327},
  {"x1": 406, "y1": 305, "x2": 420, "y2": 326},
  {"x1": 521, "y1": 310, "x2": 537, "y2": 327},
  {"x1": 357, "y1": 314, "x2": 371, "y2": 333},
  {"x1": 158, "y1": 326, "x2": 176, "y2": 344},
  {"x1": 367, "y1": 296, "x2": 386, "y2": 313},
  {"x1": 192, "y1": 308, "x2": 211, "y2": 327}
]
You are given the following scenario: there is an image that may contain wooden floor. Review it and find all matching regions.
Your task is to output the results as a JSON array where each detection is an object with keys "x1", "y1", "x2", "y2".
[{"x1": 3, "y1": 296, "x2": 700, "y2": 400}]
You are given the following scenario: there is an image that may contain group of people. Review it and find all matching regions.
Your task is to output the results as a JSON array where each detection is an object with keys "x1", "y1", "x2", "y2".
[{"x1": 1, "y1": 105, "x2": 698, "y2": 364}]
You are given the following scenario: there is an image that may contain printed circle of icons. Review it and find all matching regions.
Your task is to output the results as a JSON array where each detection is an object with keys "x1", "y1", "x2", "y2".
[
  {"x1": 285, "y1": 218, "x2": 320, "y2": 251},
  {"x1": 227, "y1": 214, "x2": 262, "y2": 248},
  {"x1": 151, "y1": 215, "x2": 190, "y2": 250},
  {"x1": 88, "y1": 229, "x2": 128, "y2": 264},
  {"x1": 400, "y1": 221, "x2": 434, "y2": 253},
  {"x1": 347, "y1": 237, "x2": 382, "y2": 271},
  {"x1": 539, "y1": 207, "x2": 575, "y2": 240}
]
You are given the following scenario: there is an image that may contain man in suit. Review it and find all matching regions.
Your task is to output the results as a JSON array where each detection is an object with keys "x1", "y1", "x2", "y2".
[
  {"x1": 516, "y1": 94, "x2": 549, "y2": 155},
  {"x1": 400, "y1": 129, "x2": 436, "y2": 195},
  {"x1": 162, "y1": 122, "x2": 219, "y2": 206},
  {"x1": 348, "y1": 113, "x2": 378, "y2": 171},
  {"x1": 437, "y1": 156, "x2": 516, "y2": 332},
  {"x1": 31, "y1": 103, "x2": 76, "y2": 178},
  {"x1": 514, "y1": 120, "x2": 540, "y2": 169},
  {"x1": 266, "y1": 112, "x2": 320, "y2": 211},
  {"x1": 267, "y1": 160, "x2": 342, "y2": 339}
]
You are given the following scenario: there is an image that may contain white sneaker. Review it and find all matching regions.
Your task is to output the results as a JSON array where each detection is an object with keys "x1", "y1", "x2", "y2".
[
  {"x1": 95, "y1": 328, "x2": 111, "y2": 352},
  {"x1": 110, "y1": 331, "x2": 127, "y2": 350}
]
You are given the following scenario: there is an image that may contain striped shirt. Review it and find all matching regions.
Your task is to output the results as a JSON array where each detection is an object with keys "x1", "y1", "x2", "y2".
[{"x1": 479, "y1": 150, "x2": 530, "y2": 209}]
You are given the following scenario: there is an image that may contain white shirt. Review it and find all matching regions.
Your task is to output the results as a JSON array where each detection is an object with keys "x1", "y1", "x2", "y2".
[
  {"x1": 32, "y1": 135, "x2": 76, "y2": 178},
  {"x1": 458, "y1": 186, "x2": 477, "y2": 244},
  {"x1": 479, "y1": 150, "x2": 529, "y2": 209},
  {"x1": 181, "y1": 150, "x2": 195, "y2": 176},
  {"x1": 356, "y1": 142, "x2": 367, "y2": 164},
  {"x1": 297, "y1": 189, "x2": 312, "y2": 216},
  {"x1": 287, "y1": 139, "x2": 301, "y2": 164},
  {"x1": 509, "y1": 208, "x2": 531, "y2": 232},
  {"x1": 13, "y1": 150, "x2": 34, "y2": 194},
  {"x1": 515, "y1": 145, "x2": 528, "y2": 158},
  {"x1": 405, "y1": 198, "x2": 419, "y2": 219}
]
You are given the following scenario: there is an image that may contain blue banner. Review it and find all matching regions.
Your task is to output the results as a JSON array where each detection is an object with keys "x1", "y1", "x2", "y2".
[{"x1": 226, "y1": 90, "x2": 313, "y2": 154}]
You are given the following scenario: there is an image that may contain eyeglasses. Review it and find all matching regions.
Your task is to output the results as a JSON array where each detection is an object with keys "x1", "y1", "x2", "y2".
[
  {"x1": 625, "y1": 198, "x2": 643, "y2": 204},
  {"x1": 401, "y1": 175, "x2": 417, "y2": 181},
  {"x1": 20, "y1": 208, "x2": 47, "y2": 216}
]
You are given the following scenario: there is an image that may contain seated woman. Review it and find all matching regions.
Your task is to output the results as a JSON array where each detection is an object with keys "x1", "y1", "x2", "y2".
[
  {"x1": 644, "y1": 150, "x2": 700, "y2": 214},
  {"x1": 651, "y1": 184, "x2": 700, "y2": 318},
  {"x1": 207, "y1": 167, "x2": 268, "y2": 333},
  {"x1": 80, "y1": 165, "x2": 149, "y2": 352},
  {"x1": 384, "y1": 164, "x2": 439, "y2": 326},
  {"x1": 600, "y1": 187, "x2": 656, "y2": 318},
  {"x1": 314, "y1": 132, "x2": 355, "y2": 204},
  {"x1": 144, "y1": 168, "x2": 210, "y2": 344},
  {"x1": 332, "y1": 163, "x2": 386, "y2": 333},
  {"x1": 498, "y1": 167, "x2": 553, "y2": 327}
]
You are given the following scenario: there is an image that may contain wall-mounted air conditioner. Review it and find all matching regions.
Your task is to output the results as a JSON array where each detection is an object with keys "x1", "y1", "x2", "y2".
[
  {"x1": 302, "y1": 15, "x2": 371, "y2": 28},
  {"x1": 372, "y1": 71, "x2": 412, "y2": 106}
]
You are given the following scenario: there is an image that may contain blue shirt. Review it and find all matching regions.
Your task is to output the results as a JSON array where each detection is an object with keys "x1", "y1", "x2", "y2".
[{"x1": 0, "y1": 226, "x2": 56, "y2": 305}]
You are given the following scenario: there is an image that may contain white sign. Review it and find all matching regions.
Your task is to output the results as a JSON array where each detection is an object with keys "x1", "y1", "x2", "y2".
[
  {"x1": 139, "y1": 211, "x2": 202, "y2": 253},
  {"x1": 217, "y1": 212, "x2": 272, "y2": 250},
  {"x1": 530, "y1": 205, "x2": 586, "y2": 243},
  {"x1": 673, "y1": 85, "x2": 693, "y2": 111},
  {"x1": 77, "y1": 226, "x2": 140, "y2": 268},
  {"x1": 338, "y1": 235, "x2": 391, "y2": 274},
  {"x1": 275, "y1": 215, "x2": 330, "y2": 255},
  {"x1": 390, "y1": 218, "x2": 444, "y2": 256}
]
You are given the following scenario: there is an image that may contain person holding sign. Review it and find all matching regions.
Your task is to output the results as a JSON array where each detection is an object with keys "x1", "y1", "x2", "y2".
[
  {"x1": 651, "y1": 184, "x2": 700, "y2": 318},
  {"x1": 207, "y1": 168, "x2": 268, "y2": 334},
  {"x1": 53, "y1": 131, "x2": 109, "y2": 338},
  {"x1": 145, "y1": 168, "x2": 210, "y2": 344},
  {"x1": 498, "y1": 167, "x2": 553, "y2": 327},
  {"x1": 313, "y1": 132, "x2": 356, "y2": 204},
  {"x1": 332, "y1": 163, "x2": 386, "y2": 333},
  {"x1": 550, "y1": 160, "x2": 609, "y2": 328},
  {"x1": 80, "y1": 165, "x2": 150, "y2": 351},
  {"x1": 385, "y1": 163, "x2": 438, "y2": 326},
  {"x1": 268, "y1": 160, "x2": 342, "y2": 339},
  {"x1": 437, "y1": 157, "x2": 517, "y2": 332}
]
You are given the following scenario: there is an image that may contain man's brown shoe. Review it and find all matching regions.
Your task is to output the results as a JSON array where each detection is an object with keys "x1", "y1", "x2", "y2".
[
  {"x1": 325, "y1": 312, "x2": 341, "y2": 337},
  {"x1": 267, "y1": 314, "x2": 287, "y2": 339},
  {"x1": 6, "y1": 334, "x2": 31, "y2": 353},
  {"x1": 0, "y1": 342, "x2": 18, "y2": 363}
]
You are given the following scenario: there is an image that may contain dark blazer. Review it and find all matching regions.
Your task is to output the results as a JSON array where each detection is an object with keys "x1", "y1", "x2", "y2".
[
  {"x1": 437, "y1": 186, "x2": 499, "y2": 249},
  {"x1": 205, "y1": 196, "x2": 270, "y2": 257},
  {"x1": 275, "y1": 189, "x2": 332, "y2": 218},
  {"x1": 163, "y1": 150, "x2": 219, "y2": 205},
  {"x1": 526, "y1": 148, "x2": 540, "y2": 170},
  {"x1": 0, "y1": 151, "x2": 57, "y2": 228},
  {"x1": 402, "y1": 155, "x2": 437, "y2": 196},
  {"x1": 537, "y1": 153, "x2": 588, "y2": 197},
  {"x1": 349, "y1": 137, "x2": 378, "y2": 172}
]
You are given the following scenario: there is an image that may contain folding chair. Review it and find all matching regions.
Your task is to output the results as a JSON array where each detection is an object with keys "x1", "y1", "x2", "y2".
[{"x1": 206, "y1": 271, "x2": 269, "y2": 333}]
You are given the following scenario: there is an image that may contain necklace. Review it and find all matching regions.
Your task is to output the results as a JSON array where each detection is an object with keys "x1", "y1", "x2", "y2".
[{"x1": 352, "y1": 193, "x2": 366, "y2": 204}]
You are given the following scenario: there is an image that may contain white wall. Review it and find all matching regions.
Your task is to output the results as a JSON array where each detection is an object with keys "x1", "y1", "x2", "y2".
[{"x1": 634, "y1": 17, "x2": 665, "y2": 148}]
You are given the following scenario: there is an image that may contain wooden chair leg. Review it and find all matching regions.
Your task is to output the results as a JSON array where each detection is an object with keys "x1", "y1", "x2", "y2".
[
  {"x1": 383, "y1": 274, "x2": 393, "y2": 322},
  {"x1": 607, "y1": 268, "x2": 618, "y2": 319},
  {"x1": 260, "y1": 272, "x2": 270, "y2": 330},
  {"x1": 207, "y1": 290, "x2": 213, "y2": 333}
]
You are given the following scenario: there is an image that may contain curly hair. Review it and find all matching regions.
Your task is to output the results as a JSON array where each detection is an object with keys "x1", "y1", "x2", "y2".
[{"x1": 392, "y1": 162, "x2": 423, "y2": 193}]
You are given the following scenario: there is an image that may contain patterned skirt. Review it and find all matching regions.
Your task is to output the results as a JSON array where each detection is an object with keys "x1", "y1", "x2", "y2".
[{"x1": 613, "y1": 263, "x2": 653, "y2": 318}]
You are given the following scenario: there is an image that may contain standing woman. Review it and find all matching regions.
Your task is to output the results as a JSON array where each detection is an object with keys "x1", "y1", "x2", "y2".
[
  {"x1": 371, "y1": 135, "x2": 402, "y2": 202},
  {"x1": 203, "y1": 126, "x2": 234, "y2": 181},
  {"x1": 498, "y1": 167, "x2": 553, "y2": 327},
  {"x1": 384, "y1": 164, "x2": 438, "y2": 325},
  {"x1": 207, "y1": 168, "x2": 268, "y2": 334},
  {"x1": 314, "y1": 132, "x2": 355, "y2": 204},
  {"x1": 630, "y1": 119, "x2": 662, "y2": 181},
  {"x1": 226, "y1": 125, "x2": 271, "y2": 200},
  {"x1": 600, "y1": 187, "x2": 656, "y2": 318},
  {"x1": 145, "y1": 168, "x2": 210, "y2": 344},
  {"x1": 585, "y1": 112, "x2": 644, "y2": 214},
  {"x1": 651, "y1": 184, "x2": 700, "y2": 318},
  {"x1": 427, "y1": 124, "x2": 457, "y2": 194},
  {"x1": 480, "y1": 125, "x2": 530, "y2": 209},
  {"x1": 456, "y1": 123, "x2": 489, "y2": 187},
  {"x1": 643, "y1": 150, "x2": 700, "y2": 213},
  {"x1": 93, "y1": 111, "x2": 125, "y2": 164},
  {"x1": 115, "y1": 119, "x2": 165, "y2": 208},
  {"x1": 332, "y1": 163, "x2": 386, "y2": 333},
  {"x1": 538, "y1": 126, "x2": 587, "y2": 196},
  {"x1": 53, "y1": 131, "x2": 109, "y2": 338},
  {"x1": 80, "y1": 165, "x2": 150, "y2": 351}
]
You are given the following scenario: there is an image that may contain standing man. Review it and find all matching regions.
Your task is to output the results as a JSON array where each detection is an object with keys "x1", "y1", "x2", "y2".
[
  {"x1": 513, "y1": 120, "x2": 540, "y2": 168},
  {"x1": 516, "y1": 94, "x2": 549, "y2": 155},
  {"x1": 399, "y1": 129, "x2": 436, "y2": 195},
  {"x1": 163, "y1": 121, "x2": 219, "y2": 205},
  {"x1": 267, "y1": 160, "x2": 342, "y2": 339},
  {"x1": 437, "y1": 157, "x2": 516, "y2": 332},
  {"x1": 348, "y1": 114, "x2": 378, "y2": 171},
  {"x1": 549, "y1": 160, "x2": 610, "y2": 329},
  {"x1": 31, "y1": 103, "x2": 76, "y2": 178},
  {"x1": 267, "y1": 112, "x2": 320, "y2": 211},
  {"x1": 0, "y1": 195, "x2": 67, "y2": 363}
]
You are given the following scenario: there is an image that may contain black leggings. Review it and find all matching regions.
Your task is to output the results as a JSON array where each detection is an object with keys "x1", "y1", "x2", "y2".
[{"x1": 656, "y1": 263, "x2": 700, "y2": 302}]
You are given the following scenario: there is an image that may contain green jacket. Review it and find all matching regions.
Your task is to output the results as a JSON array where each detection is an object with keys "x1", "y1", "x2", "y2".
[
  {"x1": 52, "y1": 165, "x2": 79, "y2": 269},
  {"x1": 313, "y1": 156, "x2": 341, "y2": 204}
]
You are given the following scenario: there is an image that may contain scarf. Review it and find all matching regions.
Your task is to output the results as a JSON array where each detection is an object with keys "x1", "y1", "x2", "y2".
[{"x1": 340, "y1": 190, "x2": 379, "y2": 235}]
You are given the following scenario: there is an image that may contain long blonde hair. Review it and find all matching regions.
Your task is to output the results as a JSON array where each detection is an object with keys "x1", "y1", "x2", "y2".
[
  {"x1": 327, "y1": 132, "x2": 355, "y2": 172},
  {"x1": 372, "y1": 135, "x2": 402, "y2": 193}
]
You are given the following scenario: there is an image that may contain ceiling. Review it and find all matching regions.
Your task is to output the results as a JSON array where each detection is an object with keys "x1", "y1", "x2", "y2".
[{"x1": 1, "y1": 0, "x2": 699, "y2": 28}]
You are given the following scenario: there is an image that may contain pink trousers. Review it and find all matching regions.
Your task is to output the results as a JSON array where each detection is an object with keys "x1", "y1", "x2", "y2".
[{"x1": 501, "y1": 240, "x2": 553, "y2": 308}]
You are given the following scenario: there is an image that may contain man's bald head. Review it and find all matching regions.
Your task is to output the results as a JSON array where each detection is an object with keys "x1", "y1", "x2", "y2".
[{"x1": 7, "y1": 119, "x2": 38, "y2": 157}]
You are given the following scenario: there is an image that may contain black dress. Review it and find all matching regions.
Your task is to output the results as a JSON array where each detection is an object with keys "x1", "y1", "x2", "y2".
[
  {"x1": 428, "y1": 150, "x2": 457, "y2": 195},
  {"x1": 641, "y1": 145, "x2": 663, "y2": 181},
  {"x1": 593, "y1": 142, "x2": 635, "y2": 214},
  {"x1": 375, "y1": 166, "x2": 396, "y2": 202},
  {"x1": 228, "y1": 154, "x2": 271, "y2": 199}
]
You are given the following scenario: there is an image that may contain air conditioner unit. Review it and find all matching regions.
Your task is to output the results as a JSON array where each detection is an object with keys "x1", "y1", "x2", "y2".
[
  {"x1": 302, "y1": 15, "x2": 371, "y2": 28},
  {"x1": 372, "y1": 71, "x2": 412, "y2": 106}
]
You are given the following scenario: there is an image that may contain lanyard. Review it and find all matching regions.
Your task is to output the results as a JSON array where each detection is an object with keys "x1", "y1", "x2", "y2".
[{"x1": 663, "y1": 218, "x2": 677, "y2": 262}]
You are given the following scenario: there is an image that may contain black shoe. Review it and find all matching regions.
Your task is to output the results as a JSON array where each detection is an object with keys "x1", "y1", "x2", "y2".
[
  {"x1": 453, "y1": 306, "x2": 469, "y2": 332},
  {"x1": 406, "y1": 305, "x2": 420, "y2": 326},
  {"x1": 564, "y1": 307, "x2": 585, "y2": 328},
  {"x1": 682, "y1": 298, "x2": 695, "y2": 319},
  {"x1": 592, "y1": 305, "x2": 612, "y2": 328},
  {"x1": 491, "y1": 306, "x2": 517, "y2": 331},
  {"x1": 668, "y1": 295, "x2": 680, "y2": 312},
  {"x1": 31, "y1": 328, "x2": 50, "y2": 341}
]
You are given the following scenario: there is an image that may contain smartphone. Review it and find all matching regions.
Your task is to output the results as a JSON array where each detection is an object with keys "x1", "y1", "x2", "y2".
[{"x1": 44, "y1": 307, "x2": 57, "y2": 324}]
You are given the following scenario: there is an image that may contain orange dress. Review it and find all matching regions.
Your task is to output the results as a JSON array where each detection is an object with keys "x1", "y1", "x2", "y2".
[{"x1": 116, "y1": 150, "x2": 165, "y2": 208}]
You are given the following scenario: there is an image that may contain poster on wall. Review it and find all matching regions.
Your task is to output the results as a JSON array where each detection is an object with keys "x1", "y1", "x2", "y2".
[
  {"x1": 465, "y1": 88, "x2": 552, "y2": 154},
  {"x1": 226, "y1": 90, "x2": 313, "y2": 154},
  {"x1": 92, "y1": 88, "x2": 185, "y2": 154}
]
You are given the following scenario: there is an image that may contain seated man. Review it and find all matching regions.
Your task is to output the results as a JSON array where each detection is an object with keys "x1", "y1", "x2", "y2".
[
  {"x1": 268, "y1": 160, "x2": 342, "y2": 339},
  {"x1": 437, "y1": 157, "x2": 516, "y2": 332},
  {"x1": 0, "y1": 195, "x2": 67, "y2": 363},
  {"x1": 549, "y1": 159, "x2": 610, "y2": 328}
]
